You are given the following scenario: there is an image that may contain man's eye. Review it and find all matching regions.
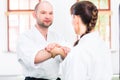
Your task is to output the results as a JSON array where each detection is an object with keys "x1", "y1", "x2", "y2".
[
  {"x1": 49, "y1": 12, "x2": 53, "y2": 15},
  {"x1": 41, "y1": 12, "x2": 46, "y2": 14}
]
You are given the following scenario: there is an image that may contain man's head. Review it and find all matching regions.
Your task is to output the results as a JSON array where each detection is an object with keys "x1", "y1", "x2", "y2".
[{"x1": 33, "y1": 1, "x2": 53, "y2": 28}]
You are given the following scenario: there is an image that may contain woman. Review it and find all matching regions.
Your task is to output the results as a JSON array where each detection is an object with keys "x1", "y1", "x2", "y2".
[{"x1": 59, "y1": 1, "x2": 113, "y2": 80}]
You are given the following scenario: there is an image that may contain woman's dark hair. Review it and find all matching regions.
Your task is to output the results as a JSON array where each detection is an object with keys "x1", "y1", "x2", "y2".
[{"x1": 71, "y1": 1, "x2": 98, "y2": 46}]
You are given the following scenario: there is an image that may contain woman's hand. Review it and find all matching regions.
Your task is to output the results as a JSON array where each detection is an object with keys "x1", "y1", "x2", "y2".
[
  {"x1": 45, "y1": 43, "x2": 61, "y2": 52},
  {"x1": 45, "y1": 43, "x2": 70, "y2": 58}
]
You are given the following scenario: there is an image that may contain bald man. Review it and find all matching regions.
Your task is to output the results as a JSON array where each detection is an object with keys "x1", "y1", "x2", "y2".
[{"x1": 16, "y1": 1, "x2": 69, "y2": 80}]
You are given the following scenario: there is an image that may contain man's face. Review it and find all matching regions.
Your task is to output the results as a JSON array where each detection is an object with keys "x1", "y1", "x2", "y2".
[{"x1": 36, "y1": 2, "x2": 53, "y2": 28}]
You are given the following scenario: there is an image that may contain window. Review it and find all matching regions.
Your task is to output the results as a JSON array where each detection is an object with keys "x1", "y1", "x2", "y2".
[
  {"x1": 7, "y1": 0, "x2": 40, "y2": 52},
  {"x1": 77, "y1": 0, "x2": 111, "y2": 48}
]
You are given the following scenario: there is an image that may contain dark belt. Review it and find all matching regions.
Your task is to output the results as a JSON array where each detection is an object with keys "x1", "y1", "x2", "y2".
[
  {"x1": 25, "y1": 77, "x2": 61, "y2": 80},
  {"x1": 25, "y1": 77, "x2": 48, "y2": 80}
]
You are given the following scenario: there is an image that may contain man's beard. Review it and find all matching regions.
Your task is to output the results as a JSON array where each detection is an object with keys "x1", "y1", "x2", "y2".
[{"x1": 37, "y1": 22, "x2": 52, "y2": 28}]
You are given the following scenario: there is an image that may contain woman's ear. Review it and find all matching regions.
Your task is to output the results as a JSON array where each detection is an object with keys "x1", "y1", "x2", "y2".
[
  {"x1": 74, "y1": 15, "x2": 79, "y2": 24},
  {"x1": 74, "y1": 15, "x2": 80, "y2": 34}
]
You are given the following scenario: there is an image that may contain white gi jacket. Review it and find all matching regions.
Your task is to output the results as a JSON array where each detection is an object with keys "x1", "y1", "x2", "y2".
[
  {"x1": 59, "y1": 31, "x2": 113, "y2": 80},
  {"x1": 16, "y1": 26, "x2": 69, "y2": 80}
]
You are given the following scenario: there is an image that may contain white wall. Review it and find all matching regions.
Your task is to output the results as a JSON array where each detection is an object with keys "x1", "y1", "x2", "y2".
[
  {"x1": 0, "y1": 53, "x2": 23, "y2": 76},
  {"x1": 0, "y1": 0, "x2": 7, "y2": 52},
  {"x1": 48, "y1": 0, "x2": 76, "y2": 44},
  {"x1": 111, "y1": 0, "x2": 119, "y2": 52},
  {"x1": 111, "y1": 0, "x2": 120, "y2": 74}
]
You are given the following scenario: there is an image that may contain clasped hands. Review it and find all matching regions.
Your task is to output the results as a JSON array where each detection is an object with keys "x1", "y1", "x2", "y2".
[{"x1": 45, "y1": 43, "x2": 70, "y2": 58}]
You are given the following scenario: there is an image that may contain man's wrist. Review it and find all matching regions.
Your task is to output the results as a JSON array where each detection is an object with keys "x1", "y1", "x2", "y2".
[
  {"x1": 45, "y1": 49, "x2": 54, "y2": 58},
  {"x1": 49, "y1": 52, "x2": 54, "y2": 58}
]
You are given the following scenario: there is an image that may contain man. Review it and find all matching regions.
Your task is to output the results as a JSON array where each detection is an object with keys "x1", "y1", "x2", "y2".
[{"x1": 16, "y1": 1, "x2": 70, "y2": 80}]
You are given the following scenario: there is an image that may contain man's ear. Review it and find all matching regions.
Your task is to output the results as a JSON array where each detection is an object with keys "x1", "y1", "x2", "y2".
[{"x1": 32, "y1": 11, "x2": 37, "y2": 19}]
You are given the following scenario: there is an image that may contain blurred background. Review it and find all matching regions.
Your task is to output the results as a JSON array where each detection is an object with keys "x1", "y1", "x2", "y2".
[{"x1": 0, "y1": 0, "x2": 119, "y2": 80}]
